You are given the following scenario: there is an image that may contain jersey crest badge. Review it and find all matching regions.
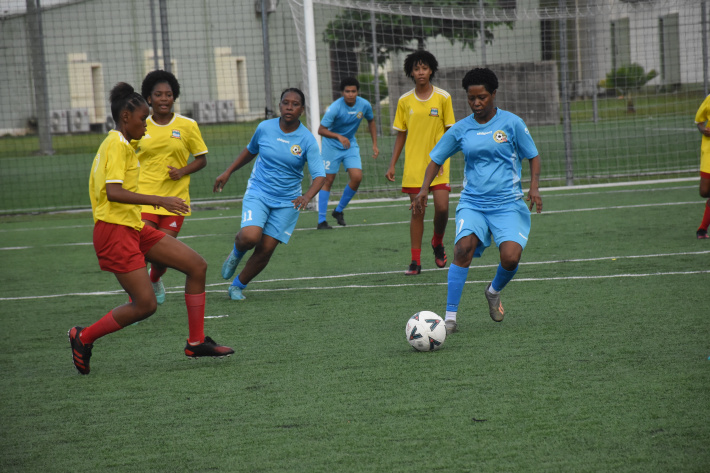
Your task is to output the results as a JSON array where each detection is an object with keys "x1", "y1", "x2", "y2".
[
  {"x1": 290, "y1": 144, "x2": 303, "y2": 157},
  {"x1": 429, "y1": 108, "x2": 439, "y2": 117},
  {"x1": 171, "y1": 130, "x2": 181, "y2": 139},
  {"x1": 493, "y1": 130, "x2": 508, "y2": 143},
  {"x1": 356, "y1": 111, "x2": 363, "y2": 119}
]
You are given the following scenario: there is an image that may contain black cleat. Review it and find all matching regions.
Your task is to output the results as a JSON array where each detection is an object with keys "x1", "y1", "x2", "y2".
[
  {"x1": 68, "y1": 326, "x2": 93, "y2": 375},
  {"x1": 185, "y1": 336, "x2": 234, "y2": 359},
  {"x1": 331, "y1": 210, "x2": 346, "y2": 226},
  {"x1": 432, "y1": 243, "x2": 447, "y2": 268},
  {"x1": 405, "y1": 260, "x2": 421, "y2": 275},
  {"x1": 317, "y1": 221, "x2": 333, "y2": 230}
]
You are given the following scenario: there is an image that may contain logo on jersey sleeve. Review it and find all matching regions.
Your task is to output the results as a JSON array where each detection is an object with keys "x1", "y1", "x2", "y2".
[
  {"x1": 430, "y1": 108, "x2": 439, "y2": 117},
  {"x1": 290, "y1": 144, "x2": 303, "y2": 157},
  {"x1": 171, "y1": 130, "x2": 181, "y2": 139},
  {"x1": 493, "y1": 130, "x2": 508, "y2": 143}
]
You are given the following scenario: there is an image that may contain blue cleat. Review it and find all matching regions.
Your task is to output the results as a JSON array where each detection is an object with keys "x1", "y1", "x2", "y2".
[
  {"x1": 228, "y1": 285, "x2": 246, "y2": 301},
  {"x1": 221, "y1": 251, "x2": 243, "y2": 279},
  {"x1": 152, "y1": 279, "x2": 166, "y2": 305}
]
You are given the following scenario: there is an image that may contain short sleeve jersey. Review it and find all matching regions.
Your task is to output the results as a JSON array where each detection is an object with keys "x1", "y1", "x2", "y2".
[
  {"x1": 320, "y1": 96, "x2": 374, "y2": 152},
  {"x1": 694, "y1": 95, "x2": 710, "y2": 166},
  {"x1": 135, "y1": 114, "x2": 207, "y2": 216},
  {"x1": 89, "y1": 130, "x2": 144, "y2": 231},
  {"x1": 430, "y1": 109, "x2": 539, "y2": 207},
  {"x1": 245, "y1": 118, "x2": 325, "y2": 201},
  {"x1": 393, "y1": 87, "x2": 455, "y2": 188}
]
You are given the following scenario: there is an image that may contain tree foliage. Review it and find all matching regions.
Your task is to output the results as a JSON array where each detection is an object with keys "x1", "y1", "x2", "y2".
[
  {"x1": 323, "y1": 1, "x2": 513, "y2": 66},
  {"x1": 599, "y1": 63, "x2": 658, "y2": 112}
]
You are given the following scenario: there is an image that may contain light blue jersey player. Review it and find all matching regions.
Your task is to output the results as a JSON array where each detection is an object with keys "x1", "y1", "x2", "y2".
[
  {"x1": 412, "y1": 68, "x2": 542, "y2": 334},
  {"x1": 214, "y1": 88, "x2": 326, "y2": 300},
  {"x1": 316, "y1": 77, "x2": 379, "y2": 229}
]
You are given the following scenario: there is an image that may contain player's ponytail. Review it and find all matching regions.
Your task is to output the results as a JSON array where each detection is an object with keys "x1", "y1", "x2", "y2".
[{"x1": 110, "y1": 82, "x2": 147, "y2": 122}]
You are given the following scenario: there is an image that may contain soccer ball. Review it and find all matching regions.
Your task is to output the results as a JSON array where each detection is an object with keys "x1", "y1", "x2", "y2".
[{"x1": 405, "y1": 311, "x2": 446, "y2": 352}]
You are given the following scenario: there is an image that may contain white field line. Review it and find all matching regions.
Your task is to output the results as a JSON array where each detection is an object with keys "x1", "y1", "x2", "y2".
[
  {"x1": 1, "y1": 250, "x2": 707, "y2": 301},
  {"x1": 0, "y1": 200, "x2": 704, "y2": 250}
]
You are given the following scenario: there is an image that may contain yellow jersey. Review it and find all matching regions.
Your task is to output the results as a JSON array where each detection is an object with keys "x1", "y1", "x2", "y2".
[
  {"x1": 393, "y1": 86, "x2": 455, "y2": 187},
  {"x1": 135, "y1": 114, "x2": 207, "y2": 216},
  {"x1": 89, "y1": 130, "x2": 144, "y2": 231},
  {"x1": 695, "y1": 95, "x2": 710, "y2": 173}
]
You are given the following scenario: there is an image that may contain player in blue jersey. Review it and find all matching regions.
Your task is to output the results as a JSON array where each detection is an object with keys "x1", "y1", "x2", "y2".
[
  {"x1": 412, "y1": 68, "x2": 542, "y2": 334},
  {"x1": 214, "y1": 88, "x2": 326, "y2": 300},
  {"x1": 316, "y1": 77, "x2": 379, "y2": 229}
]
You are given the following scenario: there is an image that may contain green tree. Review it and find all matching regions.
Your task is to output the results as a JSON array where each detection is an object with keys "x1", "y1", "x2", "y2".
[
  {"x1": 323, "y1": 1, "x2": 513, "y2": 99},
  {"x1": 599, "y1": 63, "x2": 658, "y2": 113}
]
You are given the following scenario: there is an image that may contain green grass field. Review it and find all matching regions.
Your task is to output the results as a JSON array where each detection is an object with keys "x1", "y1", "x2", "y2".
[{"x1": 1, "y1": 180, "x2": 708, "y2": 472}]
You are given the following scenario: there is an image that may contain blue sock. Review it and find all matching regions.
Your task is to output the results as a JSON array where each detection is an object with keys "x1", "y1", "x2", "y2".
[
  {"x1": 230, "y1": 274, "x2": 247, "y2": 289},
  {"x1": 335, "y1": 184, "x2": 357, "y2": 213},
  {"x1": 232, "y1": 243, "x2": 247, "y2": 259},
  {"x1": 446, "y1": 264, "x2": 469, "y2": 313},
  {"x1": 318, "y1": 190, "x2": 330, "y2": 223},
  {"x1": 491, "y1": 263, "x2": 518, "y2": 292}
]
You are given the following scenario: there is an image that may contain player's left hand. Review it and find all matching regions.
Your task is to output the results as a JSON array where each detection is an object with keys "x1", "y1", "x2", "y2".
[
  {"x1": 526, "y1": 189, "x2": 542, "y2": 213},
  {"x1": 292, "y1": 195, "x2": 310, "y2": 210},
  {"x1": 372, "y1": 145, "x2": 379, "y2": 159},
  {"x1": 167, "y1": 165, "x2": 184, "y2": 181}
]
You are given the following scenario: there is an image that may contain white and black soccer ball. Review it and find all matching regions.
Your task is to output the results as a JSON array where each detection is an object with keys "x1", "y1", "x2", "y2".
[{"x1": 405, "y1": 311, "x2": 446, "y2": 352}]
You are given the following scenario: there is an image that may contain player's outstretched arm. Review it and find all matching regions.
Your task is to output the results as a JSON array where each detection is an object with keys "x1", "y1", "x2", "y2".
[
  {"x1": 411, "y1": 161, "x2": 442, "y2": 215},
  {"x1": 214, "y1": 148, "x2": 256, "y2": 193},
  {"x1": 105, "y1": 183, "x2": 189, "y2": 215},
  {"x1": 526, "y1": 156, "x2": 542, "y2": 213},
  {"x1": 368, "y1": 119, "x2": 379, "y2": 159},
  {"x1": 386, "y1": 131, "x2": 407, "y2": 181}
]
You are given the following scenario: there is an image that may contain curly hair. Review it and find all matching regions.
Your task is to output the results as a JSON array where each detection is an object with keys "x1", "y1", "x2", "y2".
[
  {"x1": 109, "y1": 82, "x2": 147, "y2": 122},
  {"x1": 141, "y1": 69, "x2": 181, "y2": 101},
  {"x1": 461, "y1": 68, "x2": 499, "y2": 94},
  {"x1": 339, "y1": 77, "x2": 360, "y2": 91},
  {"x1": 403, "y1": 50, "x2": 439, "y2": 81},
  {"x1": 280, "y1": 87, "x2": 306, "y2": 107}
]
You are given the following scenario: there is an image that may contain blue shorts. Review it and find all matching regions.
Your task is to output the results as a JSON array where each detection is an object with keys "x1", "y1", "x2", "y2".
[
  {"x1": 454, "y1": 199, "x2": 531, "y2": 258},
  {"x1": 241, "y1": 192, "x2": 300, "y2": 244},
  {"x1": 322, "y1": 142, "x2": 362, "y2": 173}
]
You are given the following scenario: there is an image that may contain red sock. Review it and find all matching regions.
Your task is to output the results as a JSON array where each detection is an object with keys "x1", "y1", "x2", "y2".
[
  {"x1": 149, "y1": 265, "x2": 167, "y2": 283},
  {"x1": 700, "y1": 200, "x2": 710, "y2": 231},
  {"x1": 185, "y1": 292, "x2": 206, "y2": 345},
  {"x1": 431, "y1": 232, "x2": 444, "y2": 248},
  {"x1": 81, "y1": 310, "x2": 122, "y2": 344},
  {"x1": 411, "y1": 248, "x2": 421, "y2": 265}
]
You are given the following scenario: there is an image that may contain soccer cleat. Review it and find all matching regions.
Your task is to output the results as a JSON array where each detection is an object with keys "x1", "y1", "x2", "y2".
[
  {"x1": 68, "y1": 326, "x2": 93, "y2": 375},
  {"x1": 484, "y1": 283, "x2": 505, "y2": 322},
  {"x1": 228, "y1": 285, "x2": 246, "y2": 301},
  {"x1": 405, "y1": 260, "x2": 421, "y2": 275},
  {"x1": 331, "y1": 210, "x2": 346, "y2": 226},
  {"x1": 184, "y1": 336, "x2": 234, "y2": 359},
  {"x1": 317, "y1": 221, "x2": 333, "y2": 230},
  {"x1": 697, "y1": 229, "x2": 709, "y2": 239},
  {"x1": 152, "y1": 278, "x2": 166, "y2": 305},
  {"x1": 445, "y1": 319, "x2": 458, "y2": 335},
  {"x1": 221, "y1": 250, "x2": 243, "y2": 280},
  {"x1": 432, "y1": 243, "x2": 447, "y2": 268}
]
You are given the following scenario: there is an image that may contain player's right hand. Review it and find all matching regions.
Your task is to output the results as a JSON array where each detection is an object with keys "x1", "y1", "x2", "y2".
[
  {"x1": 385, "y1": 166, "x2": 395, "y2": 182},
  {"x1": 410, "y1": 193, "x2": 428, "y2": 214},
  {"x1": 213, "y1": 173, "x2": 230, "y2": 193}
]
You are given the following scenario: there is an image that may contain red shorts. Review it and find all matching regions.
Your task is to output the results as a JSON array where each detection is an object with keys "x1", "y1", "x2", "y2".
[
  {"x1": 402, "y1": 183, "x2": 451, "y2": 194},
  {"x1": 141, "y1": 212, "x2": 185, "y2": 233},
  {"x1": 93, "y1": 221, "x2": 166, "y2": 273},
  {"x1": 701, "y1": 171, "x2": 710, "y2": 179}
]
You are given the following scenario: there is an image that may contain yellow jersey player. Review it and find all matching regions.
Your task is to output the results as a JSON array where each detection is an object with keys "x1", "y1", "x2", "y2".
[
  {"x1": 386, "y1": 50, "x2": 455, "y2": 274},
  {"x1": 135, "y1": 70, "x2": 209, "y2": 302},
  {"x1": 694, "y1": 94, "x2": 710, "y2": 239}
]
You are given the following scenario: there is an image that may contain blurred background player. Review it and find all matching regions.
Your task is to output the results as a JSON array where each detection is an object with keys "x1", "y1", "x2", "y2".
[
  {"x1": 68, "y1": 82, "x2": 233, "y2": 375},
  {"x1": 385, "y1": 50, "x2": 455, "y2": 275},
  {"x1": 135, "y1": 70, "x2": 209, "y2": 304},
  {"x1": 214, "y1": 88, "x2": 325, "y2": 300},
  {"x1": 413, "y1": 68, "x2": 542, "y2": 334},
  {"x1": 316, "y1": 77, "x2": 379, "y2": 229},
  {"x1": 693, "y1": 94, "x2": 710, "y2": 239}
]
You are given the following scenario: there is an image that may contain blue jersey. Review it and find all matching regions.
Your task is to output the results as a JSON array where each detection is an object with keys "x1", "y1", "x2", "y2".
[
  {"x1": 245, "y1": 118, "x2": 325, "y2": 201},
  {"x1": 430, "y1": 109, "x2": 538, "y2": 207},
  {"x1": 320, "y1": 96, "x2": 374, "y2": 151}
]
